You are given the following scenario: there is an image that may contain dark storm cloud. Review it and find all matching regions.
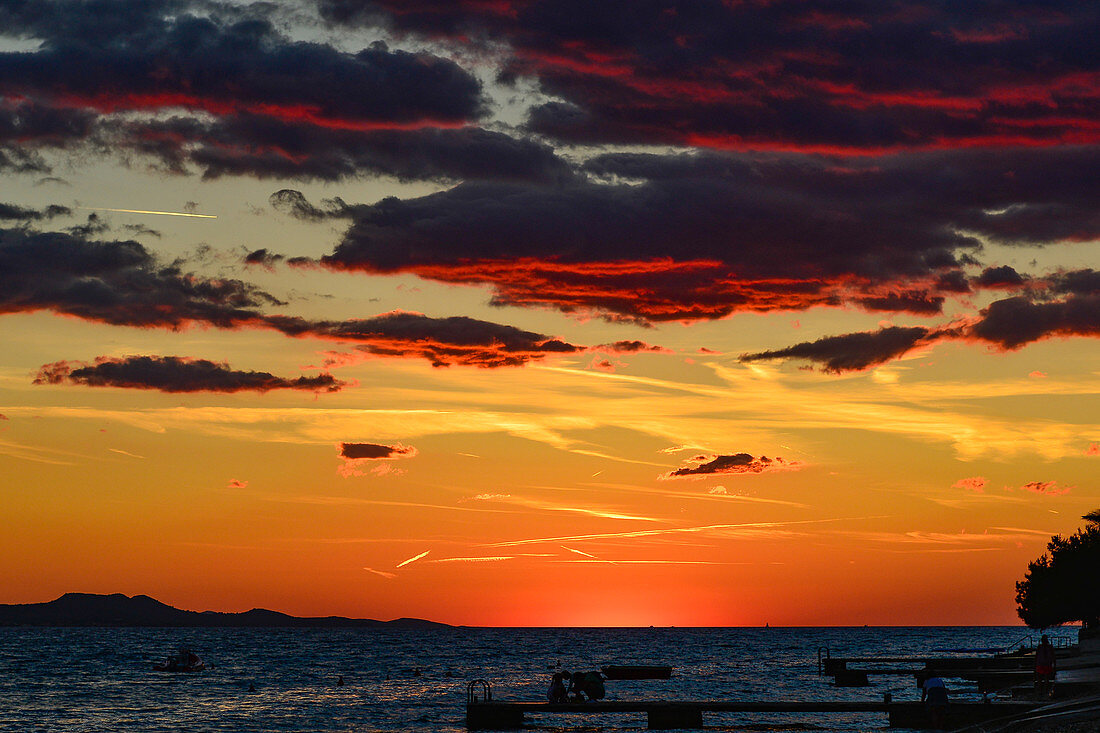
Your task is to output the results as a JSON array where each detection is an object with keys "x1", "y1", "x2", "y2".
[
  {"x1": 973, "y1": 265, "x2": 1028, "y2": 289},
  {"x1": 1049, "y1": 270, "x2": 1100, "y2": 297},
  {"x1": 0, "y1": 8, "x2": 486, "y2": 127},
  {"x1": 599, "y1": 340, "x2": 666, "y2": 353},
  {"x1": 338, "y1": 442, "x2": 417, "y2": 460},
  {"x1": 324, "y1": 0, "x2": 1100, "y2": 151},
  {"x1": 0, "y1": 98, "x2": 96, "y2": 172},
  {"x1": 0, "y1": 97, "x2": 96, "y2": 143},
  {"x1": 0, "y1": 0, "x2": 188, "y2": 42},
  {"x1": 307, "y1": 311, "x2": 584, "y2": 368},
  {"x1": 317, "y1": 146, "x2": 1100, "y2": 322},
  {"x1": 0, "y1": 226, "x2": 284, "y2": 328},
  {"x1": 0, "y1": 225, "x2": 592, "y2": 368},
  {"x1": 662, "y1": 453, "x2": 801, "y2": 479},
  {"x1": 739, "y1": 326, "x2": 939, "y2": 373},
  {"x1": 244, "y1": 248, "x2": 285, "y2": 268},
  {"x1": 0, "y1": 203, "x2": 71, "y2": 221},
  {"x1": 741, "y1": 271, "x2": 1100, "y2": 370},
  {"x1": 128, "y1": 116, "x2": 575, "y2": 182},
  {"x1": 969, "y1": 295, "x2": 1100, "y2": 349},
  {"x1": 0, "y1": 1, "x2": 559, "y2": 184},
  {"x1": 269, "y1": 189, "x2": 355, "y2": 222},
  {"x1": 34, "y1": 355, "x2": 345, "y2": 393}
]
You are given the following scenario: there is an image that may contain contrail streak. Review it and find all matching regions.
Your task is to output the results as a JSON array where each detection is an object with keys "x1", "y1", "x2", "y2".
[
  {"x1": 78, "y1": 206, "x2": 216, "y2": 219},
  {"x1": 396, "y1": 550, "x2": 430, "y2": 568},
  {"x1": 363, "y1": 566, "x2": 397, "y2": 579},
  {"x1": 561, "y1": 545, "x2": 617, "y2": 564},
  {"x1": 561, "y1": 545, "x2": 599, "y2": 559}
]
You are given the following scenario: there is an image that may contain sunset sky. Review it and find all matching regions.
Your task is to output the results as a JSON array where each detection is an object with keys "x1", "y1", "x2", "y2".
[{"x1": 2, "y1": 0, "x2": 1098, "y2": 627}]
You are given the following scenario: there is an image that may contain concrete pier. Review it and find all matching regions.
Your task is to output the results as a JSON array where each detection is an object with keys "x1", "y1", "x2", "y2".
[{"x1": 465, "y1": 698, "x2": 1040, "y2": 730}]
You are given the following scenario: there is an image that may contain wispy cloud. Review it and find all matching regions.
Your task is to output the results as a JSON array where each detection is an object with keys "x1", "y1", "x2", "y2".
[
  {"x1": 0, "y1": 438, "x2": 80, "y2": 465},
  {"x1": 988, "y1": 526, "x2": 1060, "y2": 536},
  {"x1": 580, "y1": 481, "x2": 808, "y2": 509},
  {"x1": 555, "y1": 559, "x2": 780, "y2": 565},
  {"x1": 267, "y1": 495, "x2": 525, "y2": 516},
  {"x1": 487, "y1": 516, "x2": 877, "y2": 548},
  {"x1": 834, "y1": 528, "x2": 1051, "y2": 550},
  {"x1": 7, "y1": 353, "x2": 1098, "y2": 472}
]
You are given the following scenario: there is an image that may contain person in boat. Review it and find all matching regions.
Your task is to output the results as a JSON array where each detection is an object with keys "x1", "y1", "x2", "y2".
[
  {"x1": 1034, "y1": 634, "x2": 1057, "y2": 698},
  {"x1": 157, "y1": 646, "x2": 202, "y2": 672},
  {"x1": 921, "y1": 675, "x2": 948, "y2": 729},
  {"x1": 177, "y1": 647, "x2": 201, "y2": 670},
  {"x1": 547, "y1": 671, "x2": 568, "y2": 703}
]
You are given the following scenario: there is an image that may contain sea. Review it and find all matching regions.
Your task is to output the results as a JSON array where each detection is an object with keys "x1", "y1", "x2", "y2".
[{"x1": 0, "y1": 626, "x2": 1069, "y2": 732}]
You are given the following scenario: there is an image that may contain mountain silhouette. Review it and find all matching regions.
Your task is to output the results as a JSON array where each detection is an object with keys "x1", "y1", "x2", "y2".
[{"x1": 0, "y1": 593, "x2": 448, "y2": 628}]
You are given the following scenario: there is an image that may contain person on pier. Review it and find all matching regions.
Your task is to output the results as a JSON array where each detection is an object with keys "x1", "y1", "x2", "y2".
[
  {"x1": 921, "y1": 676, "x2": 948, "y2": 729},
  {"x1": 547, "y1": 671, "x2": 569, "y2": 703},
  {"x1": 1034, "y1": 635, "x2": 1057, "y2": 699}
]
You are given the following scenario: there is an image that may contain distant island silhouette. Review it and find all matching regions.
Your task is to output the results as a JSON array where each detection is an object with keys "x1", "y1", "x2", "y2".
[{"x1": 0, "y1": 593, "x2": 450, "y2": 628}]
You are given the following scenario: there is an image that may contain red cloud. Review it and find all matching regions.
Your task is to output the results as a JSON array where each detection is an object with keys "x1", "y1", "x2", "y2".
[
  {"x1": 952, "y1": 476, "x2": 987, "y2": 493},
  {"x1": 1019, "y1": 481, "x2": 1073, "y2": 496},
  {"x1": 588, "y1": 357, "x2": 616, "y2": 372}
]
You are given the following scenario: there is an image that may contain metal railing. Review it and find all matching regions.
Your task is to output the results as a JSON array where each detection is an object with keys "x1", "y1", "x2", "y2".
[
  {"x1": 467, "y1": 679, "x2": 492, "y2": 704},
  {"x1": 1002, "y1": 633, "x2": 1076, "y2": 654}
]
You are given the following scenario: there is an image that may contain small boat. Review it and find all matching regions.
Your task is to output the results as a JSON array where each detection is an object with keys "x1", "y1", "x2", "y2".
[{"x1": 154, "y1": 648, "x2": 205, "y2": 672}]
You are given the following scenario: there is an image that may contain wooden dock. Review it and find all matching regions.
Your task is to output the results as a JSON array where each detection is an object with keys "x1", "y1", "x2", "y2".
[
  {"x1": 818, "y1": 641, "x2": 1080, "y2": 688},
  {"x1": 465, "y1": 697, "x2": 1041, "y2": 730}
]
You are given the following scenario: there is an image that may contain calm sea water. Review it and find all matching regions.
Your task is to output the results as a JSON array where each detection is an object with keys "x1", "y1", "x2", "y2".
[{"x1": 0, "y1": 626, "x2": 1064, "y2": 732}]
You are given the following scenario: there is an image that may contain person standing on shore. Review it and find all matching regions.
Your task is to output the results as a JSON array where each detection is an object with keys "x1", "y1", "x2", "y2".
[
  {"x1": 1035, "y1": 635, "x2": 1057, "y2": 699},
  {"x1": 921, "y1": 676, "x2": 948, "y2": 729}
]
